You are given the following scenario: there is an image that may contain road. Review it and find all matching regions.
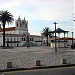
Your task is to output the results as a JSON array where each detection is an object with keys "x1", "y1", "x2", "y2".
[{"x1": 1, "y1": 66, "x2": 75, "y2": 75}]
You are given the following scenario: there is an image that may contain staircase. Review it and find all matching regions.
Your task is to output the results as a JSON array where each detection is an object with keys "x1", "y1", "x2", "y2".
[{"x1": 22, "y1": 42, "x2": 38, "y2": 47}]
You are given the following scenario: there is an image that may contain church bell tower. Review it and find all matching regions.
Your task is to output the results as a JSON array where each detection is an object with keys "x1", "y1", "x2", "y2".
[{"x1": 15, "y1": 16, "x2": 28, "y2": 34}]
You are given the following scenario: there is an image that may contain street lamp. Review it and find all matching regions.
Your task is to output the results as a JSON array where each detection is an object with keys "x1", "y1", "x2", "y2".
[
  {"x1": 27, "y1": 35, "x2": 30, "y2": 48},
  {"x1": 53, "y1": 22, "x2": 58, "y2": 53}
]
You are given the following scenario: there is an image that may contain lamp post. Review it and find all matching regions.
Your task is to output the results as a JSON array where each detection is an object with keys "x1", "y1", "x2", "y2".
[
  {"x1": 27, "y1": 35, "x2": 30, "y2": 48},
  {"x1": 53, "y1": 22, "x2": 58, "y2": 53}
]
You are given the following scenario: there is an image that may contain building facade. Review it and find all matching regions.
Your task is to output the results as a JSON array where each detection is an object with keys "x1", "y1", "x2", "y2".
[
  {"x1": 0, "y1": 17, "x2": 74, "y2": 47},
  {"x1": 50, "y1": 38, "x2": 75, "y2": 48},
  {"x1": 0, "y1": 17, "x2": 43, "y2": 47}
]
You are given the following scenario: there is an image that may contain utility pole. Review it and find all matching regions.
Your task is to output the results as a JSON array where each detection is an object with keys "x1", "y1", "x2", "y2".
[{"x1": 53, "y1": 22, "x2": 58, "y2": 53}]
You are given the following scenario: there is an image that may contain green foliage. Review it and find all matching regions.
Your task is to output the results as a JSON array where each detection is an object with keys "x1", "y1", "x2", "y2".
[
  {"x1": 0, "y1": 10, "x2": 14, "y2": 47},
  {"x1": 0, "y1": 10, "x2": 14, "y2": 25},
  {"x1": 41, "y1": 27, "x2": 53, "y2": 46},
  {"x1": 41, "y1": 27, "x2": 52, "y2": 38}
]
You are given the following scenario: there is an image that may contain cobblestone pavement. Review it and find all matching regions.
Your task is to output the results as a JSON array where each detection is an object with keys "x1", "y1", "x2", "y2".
[{"x1": 0, "y1": 46, "x2": 75, "y2": 69}]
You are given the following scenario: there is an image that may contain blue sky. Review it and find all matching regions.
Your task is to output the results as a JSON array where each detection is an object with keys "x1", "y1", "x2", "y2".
[{"x1": 0, "y1": 0, "x2": 74, "y2": 37}]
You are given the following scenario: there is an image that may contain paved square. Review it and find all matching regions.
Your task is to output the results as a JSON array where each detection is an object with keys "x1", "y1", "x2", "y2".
[{"x1": 0, "y1": 46, "x2": 75, "y2": 69}]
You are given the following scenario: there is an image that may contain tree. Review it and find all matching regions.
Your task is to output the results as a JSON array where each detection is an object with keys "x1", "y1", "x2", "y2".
[
  {"x1": 41, "y1": 27, "x2": 52, "y2": 46},
  {"x1": 0, "y1": 10, "x2": 14, "y2": 47}
]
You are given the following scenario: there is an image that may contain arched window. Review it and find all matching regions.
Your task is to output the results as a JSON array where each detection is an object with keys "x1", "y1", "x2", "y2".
[
  {"x1": 17, "y1": 23, "x2": 18, "y2": 27},
  {"x1": 30, "y1": 38, "x2": 33, "y2": 41},
  {"x1": 22, "y1": 38, "x2": 23, "y2": 41},
  {"x1": 24, "y1": 38, "x2": 26, "y2": 41}
]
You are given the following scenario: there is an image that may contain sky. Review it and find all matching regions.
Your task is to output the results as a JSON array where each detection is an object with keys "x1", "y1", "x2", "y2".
[{"x1": 0, "y1": 0, "x2": 74, "y2": 37}]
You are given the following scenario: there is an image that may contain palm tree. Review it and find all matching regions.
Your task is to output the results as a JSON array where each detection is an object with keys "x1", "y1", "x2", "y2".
[
  {"x1": 41, "y1": 27, "x2": 52, "y2": 46},
  {"x1": 0, "y1": 10, "x2": 14, "y2": 47}
]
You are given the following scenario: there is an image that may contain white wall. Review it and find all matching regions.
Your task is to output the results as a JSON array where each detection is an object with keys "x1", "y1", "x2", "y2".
[
  {"x1": 51, "y1": 43, "x2": 58, "y2": 48},
  {"x1": 5, "y1": 36, "x2": 21, "y2": 47},
  {"x1": 0, "y1": 36, "x2": 3, "y2": 46},
  {"x1": 43, "y1": 37, "x2": 51, "y2": 44}
]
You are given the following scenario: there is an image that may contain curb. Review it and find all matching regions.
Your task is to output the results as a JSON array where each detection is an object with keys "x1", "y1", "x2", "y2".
[{"x1": 0, "y1": 64, "x2": 75, "y2": 72}]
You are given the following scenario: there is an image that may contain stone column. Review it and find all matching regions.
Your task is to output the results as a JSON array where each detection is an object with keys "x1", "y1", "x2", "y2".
[
  {"x1": 67, "y1": 32, "x2": 68, "y2": 47},
  {"x1": 58, "y1": 33, "x2": 60, "y2": 48},
  {"x1": 64, "y1": 32, "x2": 65, "y2": 48}
]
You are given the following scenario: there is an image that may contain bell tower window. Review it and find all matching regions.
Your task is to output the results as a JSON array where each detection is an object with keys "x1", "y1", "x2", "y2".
[{"x1": 17, "y1": 23, "x2": 18, "y2": 27}]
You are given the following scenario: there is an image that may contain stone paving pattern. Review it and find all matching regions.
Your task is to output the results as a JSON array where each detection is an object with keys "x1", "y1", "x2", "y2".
[{"x1": 0, "y1": 46, "x2": 75, "y2": 69}]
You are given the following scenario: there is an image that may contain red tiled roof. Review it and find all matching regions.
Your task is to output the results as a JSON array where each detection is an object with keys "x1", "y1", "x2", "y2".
[
  {"x1": 0, "y1": 34, "x2": 20, "y2": 37},
  {"x1": 59, "y1": 38, "x2": 75, "y2": 40},
  {"x1": 0, "y1": 34, "x2": 27, "y2": 37},
  {"x1": 0, "y1": 27, "x2": 16, "y2": 32},
  {"x1": 30, "y1": 35, "x2": 41, "y2": 37},
  {"x1": 5, "y1": 34, "x2": 20, "y2": 37}
]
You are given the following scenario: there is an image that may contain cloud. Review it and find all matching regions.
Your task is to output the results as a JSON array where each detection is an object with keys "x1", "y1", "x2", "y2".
[
  {"x1": 20, "y1": 0, "x2": 73, "y2": 22},
  {"x1": 0, "y1": 0, "x2": 73, "y2": 22},
  {"x1": 0, "y1": 0, "x2": 74, "y2": 36},
  {"x1": 0, "y1": 0, "x2": 24, "y2": 9}
]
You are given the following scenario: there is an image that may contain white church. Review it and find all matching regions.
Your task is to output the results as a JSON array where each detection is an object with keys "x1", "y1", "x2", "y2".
[{"x1": 0, "y1": 17, "x2": 43, "y2": 47}]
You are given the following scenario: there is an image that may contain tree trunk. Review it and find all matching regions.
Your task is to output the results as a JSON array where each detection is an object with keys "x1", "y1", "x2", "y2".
[
  {"x1": 47, "y1": 35, "x2": 48, "y2": 46},
  {"x1": 3, "y1": 23, "x2": 5, "y2": 47}
]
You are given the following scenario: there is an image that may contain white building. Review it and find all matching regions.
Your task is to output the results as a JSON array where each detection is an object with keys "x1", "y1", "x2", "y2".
[
  {"x1": 50, "y1": 38, "x2": 75, "y2": 48},
  {"x1": 0, "y1": 17, "x2": 43, "y2": 47}
]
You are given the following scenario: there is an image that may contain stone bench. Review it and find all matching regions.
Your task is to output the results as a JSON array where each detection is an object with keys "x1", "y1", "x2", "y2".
[
  {"x1": 34, "y1": 60, "x2": 40, "y2": 66},
  {"x1": 61, "y1": 58, "x2": 67, "y2": 64},
  {"x1": 7, "y1": 62, "x2": 12, "y2": 68}
]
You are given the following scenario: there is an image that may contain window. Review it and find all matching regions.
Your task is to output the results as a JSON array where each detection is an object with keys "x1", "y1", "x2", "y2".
[
  {"x1": 68, "y1": 44, "x2": 69, "y2": 46},
  {"x1": 10, "y1": 38, "x2": 12, "y2": 41},
  {"x1": 51, "y1": 40, "x2": 54, "y2": 42},
  {"x1": 24, "y1": 38, "x2": 25, "y2": 41},
  {"x1": 30, "y1": 38, "x2": 31, "y2": 41},
  {"x1": 22, "y1": 38, "x2": 23, "y2": 41},
  {"x1": 17, "y1": 43, "x2": 18, "y2": 47},
  {"x1": 11, "y1": 43, "x2": 12, "y2": 46},
  {"x1": 14, "y1": 38, "x2": 15, "y2": 41},
  {"x1": 17, "y1": 38, "x2": 19, "y2": 41},
  {"x1": 43, "y1": 40, "x2": 45, "y2": 44},
  {"x1": 17, "y1": 23, "x2": 18, "y2": 27},
  {"x1": 32, "y1": 38, "x2": 33, "y2": 41},
  {"x1": 30, "y1": 38, "x2": 33, "y2": 41},
  {"x1": 23, "y1": 21, "x2": 24, "y2": 24},
  {"x1": 21, "y1": 38, "x2": 25, "y2": 41},
  {"x1": 14, "y1": 43, "x2": 16, "y2": 46}
]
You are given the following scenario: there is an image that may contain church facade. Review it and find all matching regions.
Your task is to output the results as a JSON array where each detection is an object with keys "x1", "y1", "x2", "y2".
[{"x1": 0, "y1": 17, "x2": 43, "y2": 47}]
